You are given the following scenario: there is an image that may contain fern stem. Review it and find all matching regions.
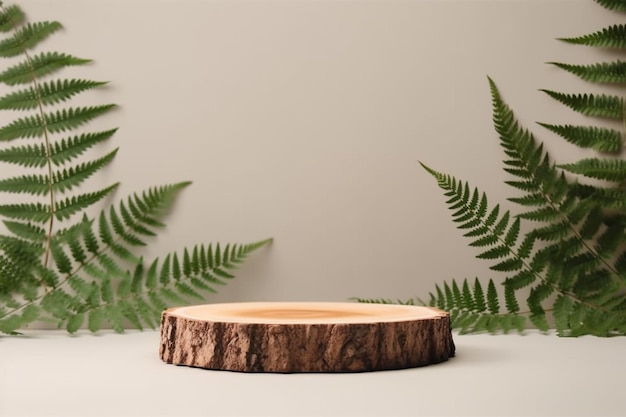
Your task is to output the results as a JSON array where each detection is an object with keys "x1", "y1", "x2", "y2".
[
  {"x1": 28, "y1": 52, "x2": 56, "y2": 274},
  {"x1": 3, "y1": 6, "x2": 58, "y2": 278}
]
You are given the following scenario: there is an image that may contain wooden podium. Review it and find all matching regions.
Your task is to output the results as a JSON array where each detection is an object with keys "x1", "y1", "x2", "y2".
[{"x1": 160, "y1": 302, "x2": 455, "y2": 373}]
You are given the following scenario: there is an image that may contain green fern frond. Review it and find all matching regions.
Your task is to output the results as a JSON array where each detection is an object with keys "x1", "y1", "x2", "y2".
[
  {"x1": 594, "y1": 0, "x2": 626, "y2": 12},
  {"x1": 43, "y1": 105, "x2": 118, "y2": 134},
  {"x1": 517, "y1": 206, "x2": 559, "y2": 222},
  {"x1": 0, "y1": 303, "x2": 39, "y2": 335},
  {"x1": 559, "y1": 24, "x2": 626, "y2": 48},
  {"x1": 423, "y1": 278, "x2": 526, "y2": 334},
  {"x1": 0, "y1": 79, "x2": 107, "y2": 110},
  {"x1": 558, "y1": 158, "x2": 626, "y2": 182},
  {"x1": 548, "y1": 61, "x2": 626, "y2": 84},
  {"x1": 416, "y1": 74, "x2": 626, "y2": 337},
  {"x1": 0, "y1": 142, "x2": 47, "y2": 167},
  {"x1": 541, "y1": 90, "x2": 624, "y2": 119},
  {"x1": 2, "y1": 220, "x2": 45, "y2": 242},
  {"x1": 0, "y1": 4, "x2": 25, "y2": 32},
  {"x1": 51, "y1": 149, "x2": 118, "y2": 193},
  {"x1": 507, "y1": 193, "x2": 549, "y2": 206},
  {"x1": 104, "y1": 183, "x2": 192, "y2": 247},
  {"x1": 579, "y1": 205, "x2": 603, "y2": 239},
  {"x1": 572, "y1": 184, "x2": 626, "y2": 209},
  {"x1": 595, "y1": 222, "x2": 624, "y2": 256},
  {"x1": 0, "y1": 52, "x2": 91, "y2": 85},
  {"x1": 49, "y1": 129, "x2": 118, "y2": 166},
  {"x1": 0, "y1": 147, "x2": 117, "y2": 189},
  {"x1": 0, "y1": 173, "x2": 48, "y2": 195},
  {"x1": 0, "y1": 105, "x2": 117, "y2": 141},
  {"x1": 537, "y1": 123, "x2": 622, "y2": 153},
  {"x1": 421, "y1": 162, "x2": 531, "y2": 277},
  {"x1": 54, "y1": 183, "x2": 119, "y2": 221},
  {"x1": 490, "y1": 79, "x2": 566, "y2": 200},
  {"x1": 0, "y1": 234, "x2": 41, "y2": 294},
  {"x1": 0, "y1": 202, "x2": 50, "y2": 222},
  {"x1": 56, "y1": 238, "x2": 272, "y2": 333},
  {"x1": 0, "y1": 21, "x2": 61, "y2": 57}
]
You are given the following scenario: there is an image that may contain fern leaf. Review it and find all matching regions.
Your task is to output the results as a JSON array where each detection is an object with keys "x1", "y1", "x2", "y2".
[
  {"x1": 527, "y1": 283, "x2": 554, "y2": 331},
  {"x1": 486, "y1": 279, "x2": 500, "y2": 314},
  {"x1": 0, "y1": 105, "x2": 117, "y2": 141},
  {"x1": 183, "y1": 248, "x2": 195, "y2": 276},
  {"x1": 541, "y1": 90, "x2": 623, "y2": 119},
  {"x1": 119, "y1": 200, "x2": 155, "y2": 238},
  {"x1": 148, "y1": 291, "x2": 168, "y2": 312},
  {"x1": 103, "y1": 304, "x2": 125, "y2": 333},
  {"x1": 468, "y1": 233, "x2": 499, "y2": 247},
  {"x1": 0, "y1": 202, "x2": 50, "y2": 222},
  {"x1": 573, "y1": 184, "x2": 626, "y2": 209},
  {"x1": 0, "y1": 113, "x2": 46, "y2": 141},
  {"x1": 559, "y1": 24, "x2": 626, "y2": 48},
  {"x1": 52, "y1": 149, "x2": 118, "y2": 193},
  {"x1": 96, "y1": 253, "x2": 126, "y2": 278},
  {"x1": 145, "y1": 259, "x2": 158, "y2": 289},
  {"x1": 477, "y1": 245, "x2": 510, "y2": 260},
  {"x1": 0, "y1": 304, "x2": 39, "y2": 335},
  {"x1": 0, "y1": 173, "x2": 48, "y2": 195},
  {"x1": 40, "y1": 288, "x2": 82, "y2": 320},
  {"x1": 421, "y1": 278, "x2": 528, "y2": 334},
  {"x1": 579, "y1": 206, "x2": 603, "y2": 239},
  {"x1": 0, "y1": 79, "x2": 107, "y2": 110},
  {"x1": 548, "y1": 61, "x2": 626, "y2": 84},
  {"x1": 156, "y1": 254, "x2": 171, "y2": 286},
  {"x1": 174, "y1": 282, "x2": 203, "y2": 300},
  {"x1": 67, "y1": 237, "x2": 87, "y2": 265},
  {"x1": 0, "y1": 52, "x2": 91, "y2": 85},
  {"x1": 505, "y1": 270, "x2": 536, "y2": 290},
  {"x1": 50, "y1": 241, "x2": 72, "y2": 274},
  {"x1": 54, "y1": 183, "x2": 119, "y2": 220},
  {"x1": 0, "y1": 21, "x2": 62, "y2": 57},
  {"x1": 133, "y1": 297, "x2": 158, "y2": 329},
  {"x1": 65, "y1": 312, "x2": 84, "y2": 333},
  {"x1": 117, "y1": 300, "x2": 142, "y2": 330},
  {"x1": 461, "y1": 279, "x2": 475, "y2": 310},
  {"x1": 595, "y1": 222, "x2": 624, "y2": 257},
  {"x1": 472, "y1": 278, "x2": 487, "y2": 312},
  {"x1": 558, "y1": 158, "x2": 626, "y2": 182},
  {"x1": 0, "y1": 5, "x2": 25, "y2": 33},
  {"x1": 45, "y1": 105, "x2": 118, "y2": 134},
  {"x1": 86, "y1": 308, "x2": 104, "y2": 332},
  {"x1": 489, "y1": 79, "x2": 569, "y2": 211},
  {"x1": 130, "y1": 261, "x2": 144, "y2": 294},
  {"x1": 508, "y1": 193, "x2": 548, "y2": 206},
  {"x1": 538, "y1": 123, "x2": 622, "y2": 153},
  {"x1": 49, "y1": 129, "x2": 119, "y2": 166},
  {"x1": 171, "y1": 252, "x2": 182, "y2": 280},
  {"x1": 108, "y1": 205, "x2": 145, "y2": 246},
  {"x1": 594, "y1": 0, "x2": 626, "y2": 12},
  {"x1": 67, "y1": 275, "x2": 94, "y2": 300},
  {"x1": 0, "y1": 142, "x2": 47, "y2": 167},
  {"x1": 517, "y1": 206, "x2": 559, "y2": 222},
  {"x1": 2, "y1": 220, "x2": 45, "y2": 242},
  {"x1": 503, "y1": 283, "x2": 520, "y2": 313},
  {"x1": 490, "y1": 257, "x2": 523, "y2": 272},
  {"x1": 451, "y1": 279, "x2": 463, "y2": 307}
]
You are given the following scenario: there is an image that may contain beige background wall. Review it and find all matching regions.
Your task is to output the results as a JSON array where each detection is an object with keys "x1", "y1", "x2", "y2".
[{"x1": 3, "y1": 0, "x2": 619, "y2": 305}]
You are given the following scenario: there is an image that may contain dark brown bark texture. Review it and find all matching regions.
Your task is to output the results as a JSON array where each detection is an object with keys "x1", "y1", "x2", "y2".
[{"x1": 159, "y1": 308, "x2": 455, "y2": 373}]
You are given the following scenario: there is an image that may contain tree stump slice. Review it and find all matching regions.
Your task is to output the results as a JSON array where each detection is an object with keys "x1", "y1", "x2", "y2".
[{"x1": 159, "y1": 302, "x2": 455, "y2": 373}]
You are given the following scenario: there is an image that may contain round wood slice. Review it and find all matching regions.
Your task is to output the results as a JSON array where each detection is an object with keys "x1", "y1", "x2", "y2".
[{"x1": 159, "y1": 302, "x2": 455, "y2": 373}]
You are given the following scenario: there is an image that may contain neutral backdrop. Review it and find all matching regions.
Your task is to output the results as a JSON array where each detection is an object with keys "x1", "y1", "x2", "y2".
[{"x1": 1, "y1": 0, "x2": 620, "y2": 311}]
